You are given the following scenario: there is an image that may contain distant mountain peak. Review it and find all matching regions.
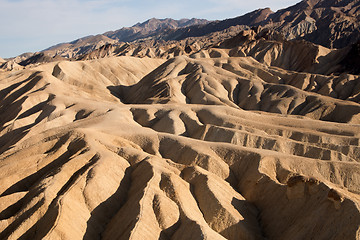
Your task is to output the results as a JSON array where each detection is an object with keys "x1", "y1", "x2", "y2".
[
  {"x1": 9, "y1": 0, "x2": 360, "y2": 64},
  {"x1": 104, "y1": 18, "x2": 210, "y2": 42},
  {"x1": 132, "y1": 17, "x2": 209, "y2": 29}
]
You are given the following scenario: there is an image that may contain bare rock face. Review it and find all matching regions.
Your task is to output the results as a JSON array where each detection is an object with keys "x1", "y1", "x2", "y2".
[
  {"x1": 188, "y1": 0, "x2": 360, "y2": 50},
  {"x1": 0, "y1": 60, "x2": 23, "y2": 71},
  {"x1": 338, "y1": 40, "x2": 360, "y2": 75}
]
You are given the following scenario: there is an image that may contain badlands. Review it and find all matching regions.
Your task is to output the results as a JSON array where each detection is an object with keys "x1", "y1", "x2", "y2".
[{"x1": 0, "y1": 0, "x2": 360, "y2": 239}]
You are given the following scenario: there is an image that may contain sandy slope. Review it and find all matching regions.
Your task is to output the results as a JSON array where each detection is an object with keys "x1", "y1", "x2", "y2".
[{"x1": 0, "y1": 54, "x2": 359, "y2": 240}]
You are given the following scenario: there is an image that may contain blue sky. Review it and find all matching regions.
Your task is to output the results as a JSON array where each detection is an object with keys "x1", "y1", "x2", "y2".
[{"x1": 0, "y1": 0, "x2": 300, "y2": 58}]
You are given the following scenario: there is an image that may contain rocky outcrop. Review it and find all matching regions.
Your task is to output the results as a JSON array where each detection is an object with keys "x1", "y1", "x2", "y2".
[{"x1": 260, "y1": 0, "x2": 360, "y2": 49}]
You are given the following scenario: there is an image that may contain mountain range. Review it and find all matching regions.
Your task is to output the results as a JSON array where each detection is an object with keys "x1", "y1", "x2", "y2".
[{"x1": 1, "y1": 0, "x2": 358, "y2": 70}]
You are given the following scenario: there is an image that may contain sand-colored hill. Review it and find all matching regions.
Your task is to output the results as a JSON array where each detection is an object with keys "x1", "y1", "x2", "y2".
[
  {"x1": 44, "y1": 28, "x2": 357, "y2": 79},
  {"x1": 18, "y1": 53, "x2": 67, "y2": 67},
  {"x1": 1, "y1": 1, "x2": 359, "y2": 238},
  {"x1": 0, "y1": 48, "x2": 359, "y2": 240},
  {"x1": 0, "y1": 60, "x2": 23, "y2": 71},
  {"x1": 42, "y1": 35, "x2": 119, "y2": 59},
  {"x1": 121, "y1": 55, "x2": 360, "y2": 124}
]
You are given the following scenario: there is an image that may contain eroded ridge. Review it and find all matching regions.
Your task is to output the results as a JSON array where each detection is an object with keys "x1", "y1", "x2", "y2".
[{"x1": 0, "y1": 52, "x2": 359, "y2": 239}]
